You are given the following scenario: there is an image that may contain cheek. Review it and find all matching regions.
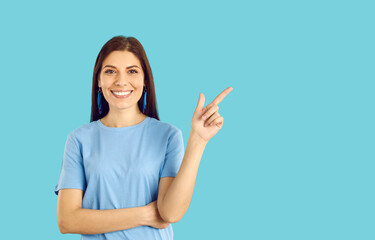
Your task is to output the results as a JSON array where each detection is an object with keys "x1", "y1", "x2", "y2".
[
  {"x1": 134, "y1": 78, "x2": 144, "y2": 88},
  {"x1": 133, "y1": 75, "x2": 144, "y2": 84},
  {"x1": 100, "y1": 77, "x2": 113, "y2": 87}
]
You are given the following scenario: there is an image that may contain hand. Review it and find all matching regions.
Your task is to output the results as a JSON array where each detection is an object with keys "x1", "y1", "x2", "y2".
[
  {"x1": 144, "y1": 200, "x2": 170, "y2": 229},
  {"x1": 191, "y1": 87, "x2": 233, "y2": 142}
]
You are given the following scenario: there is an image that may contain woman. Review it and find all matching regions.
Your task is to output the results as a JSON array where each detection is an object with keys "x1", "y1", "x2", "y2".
[{"x1": 54, "y1": 35, "x2": 232, "y2": 239}]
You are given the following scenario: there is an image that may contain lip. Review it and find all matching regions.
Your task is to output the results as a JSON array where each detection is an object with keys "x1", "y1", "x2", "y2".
[
  {"x1": 111, "y1": 90, "x2": 133, "y2": 99},
  {"x1": 111, "y1": 89, "x2": 133, "y2": 92}
]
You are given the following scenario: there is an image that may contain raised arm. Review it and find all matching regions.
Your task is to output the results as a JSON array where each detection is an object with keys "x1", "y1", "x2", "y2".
[
  {"x1": 158, "y1": 88, "x2": 232, "y2": 222},
  {"x1": 57, "y1": 189, "x2": 149, "y2": 234}
]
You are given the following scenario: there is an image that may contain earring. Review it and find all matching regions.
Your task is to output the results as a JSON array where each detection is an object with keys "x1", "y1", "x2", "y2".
[
  {"x1": 143, "y1": 87, "x2": 147, "y2": 113},
  {"x1": 97, "y1": 87, "x2": 102, "y2": 115}
]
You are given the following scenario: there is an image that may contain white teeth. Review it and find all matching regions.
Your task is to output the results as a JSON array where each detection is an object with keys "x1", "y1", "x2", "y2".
[{"x1": 112, "y1": 91, "x2": 132, "y2": 96}]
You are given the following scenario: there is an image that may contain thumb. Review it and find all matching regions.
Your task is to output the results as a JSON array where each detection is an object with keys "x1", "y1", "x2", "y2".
[{"x1": 195, "y1": 93, "x2": 205, "y2": 112}]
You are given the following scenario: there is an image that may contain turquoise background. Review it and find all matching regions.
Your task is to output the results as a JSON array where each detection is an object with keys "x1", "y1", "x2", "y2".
[{"x1": 0, "y1": 0, "x2": 373, "y2": 239}]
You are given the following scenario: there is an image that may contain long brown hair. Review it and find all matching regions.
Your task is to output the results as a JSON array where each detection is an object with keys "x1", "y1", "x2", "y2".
[{"x1": 90, "y1": 35, "x2": 160, "y2": 122}]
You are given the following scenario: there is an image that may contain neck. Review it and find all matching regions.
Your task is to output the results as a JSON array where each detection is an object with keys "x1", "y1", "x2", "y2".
[{"x1": 101, "y1": 107, "x2": 147, "y2": 128}]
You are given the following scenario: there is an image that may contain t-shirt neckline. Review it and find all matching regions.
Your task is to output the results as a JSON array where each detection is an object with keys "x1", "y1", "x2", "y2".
[{"x1": 96, "y1": 116, "x2": 150, "y2": 132}]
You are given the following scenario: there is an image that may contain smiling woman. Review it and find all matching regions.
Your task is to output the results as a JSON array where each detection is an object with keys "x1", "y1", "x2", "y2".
[
  {"x1": 54, "y1": 35, "x2": 232, "y2": 240},
  {"x1": 54, "y1": 36, "x2": 185, "y2": 239}
]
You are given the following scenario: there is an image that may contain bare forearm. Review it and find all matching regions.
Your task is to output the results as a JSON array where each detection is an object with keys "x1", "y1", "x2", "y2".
[
  {"x1": 62, "y1": 206, "x2": 148, "y2": 234},
  {"x1": 159, "y1": 129, "x2": 207, "y2": 223}
]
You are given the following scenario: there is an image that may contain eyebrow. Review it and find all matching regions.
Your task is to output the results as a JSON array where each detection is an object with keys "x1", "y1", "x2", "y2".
[{"x1": 103, "y1": 65, "x2": 140, "y2": 69}]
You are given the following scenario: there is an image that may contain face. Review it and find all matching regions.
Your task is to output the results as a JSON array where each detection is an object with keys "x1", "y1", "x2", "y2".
[{"x1": 98, "y1": 50, "x2": 145, "y2": 113}]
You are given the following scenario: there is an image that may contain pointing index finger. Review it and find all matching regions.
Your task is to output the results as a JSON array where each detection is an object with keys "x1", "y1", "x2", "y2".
[{"x1": 212, "y1": 87, "x2": 233, "y2": 105}]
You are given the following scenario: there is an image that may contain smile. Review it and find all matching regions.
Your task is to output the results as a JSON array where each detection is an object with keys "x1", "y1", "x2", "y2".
[{"x1": 111, "y1": 90, "x2": 133, "y2": 99}]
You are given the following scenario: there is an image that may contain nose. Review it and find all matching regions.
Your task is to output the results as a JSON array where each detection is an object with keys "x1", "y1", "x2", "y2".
[{"x1": 115, "y1": 72, "x2": 130, "y2": 86}]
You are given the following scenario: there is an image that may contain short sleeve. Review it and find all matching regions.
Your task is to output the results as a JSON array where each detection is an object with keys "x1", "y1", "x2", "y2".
[
  {"x1": 54, "y1": 132, "x2": 87, "y2": 195},
  {"x1": 160, "y1": 129, "x2": 185, "y2": 178}
]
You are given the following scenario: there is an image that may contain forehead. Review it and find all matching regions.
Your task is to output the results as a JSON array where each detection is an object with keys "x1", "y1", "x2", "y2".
[{"x1": 102, "y1": 50, "x2": 141, "y2": 67}]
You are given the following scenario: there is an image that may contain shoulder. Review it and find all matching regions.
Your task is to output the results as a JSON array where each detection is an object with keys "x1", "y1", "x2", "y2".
[
  {"x1": 66, "y1": 121, "x2": 98, "y2": 144},
  {"x1": 148, "y1": 117, "x2": 182, "y2": 136}
]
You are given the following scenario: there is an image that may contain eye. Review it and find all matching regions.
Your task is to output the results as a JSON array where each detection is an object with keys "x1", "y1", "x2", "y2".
[
  {"x1": 129, "y1": 69, "x2": 138, "y2": 74},
  {"x1": 105, "y1": 69, "x2": 115, "y2": 74}
]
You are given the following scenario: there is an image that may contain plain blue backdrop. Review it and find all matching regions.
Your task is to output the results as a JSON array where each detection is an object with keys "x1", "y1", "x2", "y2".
[{"x1": 0, "y1": 0, "x2": 373, "y2": 239}]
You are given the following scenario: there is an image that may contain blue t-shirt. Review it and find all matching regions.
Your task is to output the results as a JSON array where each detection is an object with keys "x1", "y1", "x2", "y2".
[{"x1": 54, "y1": 116, "x2": 185, "y2": 240}]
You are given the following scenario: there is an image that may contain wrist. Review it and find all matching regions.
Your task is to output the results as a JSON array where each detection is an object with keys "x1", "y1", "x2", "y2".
[
  {"x1": 190, "y1": 129, "x2": 208, "y2": 146},
  {"x1": 139, "y1": 206, "x2": 151, "y2": 226}
]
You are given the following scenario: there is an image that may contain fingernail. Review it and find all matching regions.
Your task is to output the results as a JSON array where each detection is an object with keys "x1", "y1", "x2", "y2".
[{"x1": 202, "y1": 115, "x2": 207, "y2": 120}]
